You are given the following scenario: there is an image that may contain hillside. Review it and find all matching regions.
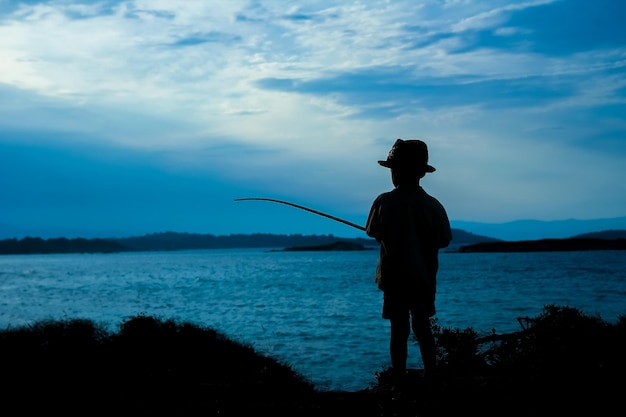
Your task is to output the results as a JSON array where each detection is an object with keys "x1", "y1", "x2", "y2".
[
  {"x1": 451, "y1": 216, "x2": 626, "y2": 241},
  {"x1": 0, "y1": 229, "x2": 495, "y2": 255},
  {"x1": 573, "y1": 229, "x2": 626, "y2": 239},
  {"x1": 4, "y1": 229, "x2": 623, "y2": 255},
  {"x1": 457, "y1": 230, "x2": 626, "y2": 253}
]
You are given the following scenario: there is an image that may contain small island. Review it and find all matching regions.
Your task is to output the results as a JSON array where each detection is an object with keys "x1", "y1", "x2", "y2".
[
  {"x1": 458, "y1": 237, "x2": 626, "y2": 252},
  {"x1": 270, "y1": 241, "x2": 376, "y2": 252}
]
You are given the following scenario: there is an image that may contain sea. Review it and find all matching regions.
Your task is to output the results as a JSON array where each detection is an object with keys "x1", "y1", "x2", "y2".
[{"x1": 1, "y1": 248, "x2": 625, "y2": 392}]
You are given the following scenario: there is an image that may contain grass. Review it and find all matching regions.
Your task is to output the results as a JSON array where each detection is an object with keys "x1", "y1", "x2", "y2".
[{"x1": 1, "y1": 305, "x2": 624, "y2": 416}]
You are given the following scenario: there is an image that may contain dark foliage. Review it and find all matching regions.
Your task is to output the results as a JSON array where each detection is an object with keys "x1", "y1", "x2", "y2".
[
  {"x1": 374, "y1": 305, "x2": 626, "y2": 414},
  {"x1": 0, "y1": 236, "x2": 127, "y2": 254},
  {"x1": 1, "y1": 306, "x2": 625, "y2": 416},
  {"x1": 429, "y1": 305, "x2": 626, "y2": 380},
  {"x1": 0, "y1": 233, "x2": 378, "y2": 254},
  {"x1": 0, "y1": 315, "x2": 315, "y2": 415}
]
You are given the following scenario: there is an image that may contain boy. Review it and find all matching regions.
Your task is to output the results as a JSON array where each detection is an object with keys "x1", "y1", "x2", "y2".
[{"x1": 366, "y1": 139, "x2": 452, "y2": 391}]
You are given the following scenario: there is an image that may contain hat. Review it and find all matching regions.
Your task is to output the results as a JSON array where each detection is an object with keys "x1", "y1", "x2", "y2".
[{"x1": 378, "y1": 139, "x2": 436, "y2": 173}]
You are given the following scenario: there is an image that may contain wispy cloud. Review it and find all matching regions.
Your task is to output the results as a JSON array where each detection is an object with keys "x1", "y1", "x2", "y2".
[{"x1": 1, "y1": 0, "x2": 625, "y2": 238}]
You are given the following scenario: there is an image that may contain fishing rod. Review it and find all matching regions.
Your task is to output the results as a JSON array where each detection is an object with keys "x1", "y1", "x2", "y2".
[{"x1": 234, "y1": 197, "x2": 366, "y2": 232}]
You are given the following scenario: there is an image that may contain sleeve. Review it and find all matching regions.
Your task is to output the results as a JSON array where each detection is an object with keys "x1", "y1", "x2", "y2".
[
  {"x1": 365, "y1": 196, "x2": 381, "y2": 241},
  {"x1": 438, "y1": 203, "x2": 452, "y2": 249}
]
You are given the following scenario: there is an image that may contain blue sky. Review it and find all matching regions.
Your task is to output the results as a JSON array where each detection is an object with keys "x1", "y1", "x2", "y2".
[{"x1": 1, "y1": 0, "x2": 625, "y2": 240}]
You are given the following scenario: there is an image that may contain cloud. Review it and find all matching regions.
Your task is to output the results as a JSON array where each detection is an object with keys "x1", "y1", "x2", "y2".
[{"x1": 0, "y1": 0, "x2": 625, "y2": 238}]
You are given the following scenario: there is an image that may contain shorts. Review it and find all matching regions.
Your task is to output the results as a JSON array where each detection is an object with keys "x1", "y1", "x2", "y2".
[{"x1": 382, "y1": 289, "x2": 436, "y2": 320}]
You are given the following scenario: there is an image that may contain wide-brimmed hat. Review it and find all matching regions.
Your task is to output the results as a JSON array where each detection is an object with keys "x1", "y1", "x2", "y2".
[{"x1": 378, "y1": 139, "x2": 436, "y2": 173}]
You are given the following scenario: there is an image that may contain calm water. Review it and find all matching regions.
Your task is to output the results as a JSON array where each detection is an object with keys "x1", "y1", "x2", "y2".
[{"x1": 1, "y1": 248, "x2": 625, "y2": 392}]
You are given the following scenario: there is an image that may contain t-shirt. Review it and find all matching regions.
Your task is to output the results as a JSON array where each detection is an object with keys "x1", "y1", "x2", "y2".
[{"x1": 365, "y1": 185, "x2": 451, "y2": 294}]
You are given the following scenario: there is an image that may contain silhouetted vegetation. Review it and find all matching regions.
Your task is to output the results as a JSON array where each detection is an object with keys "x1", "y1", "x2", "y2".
[
  {"x1": 432, "y1": 304, "x2": 626, "y2": 381},
  {"x1": 1, "y1": 314, "x2": 316, "y2": 415},
  {"x1": 1, "y1": 305, "x2": 624, "y2": 415},
  {"x1": 0, "y1": 236, "x2": 127, "y2": 254},
  {"x1": 0, "y1": 232, "x2": 379, "y2": 254}
]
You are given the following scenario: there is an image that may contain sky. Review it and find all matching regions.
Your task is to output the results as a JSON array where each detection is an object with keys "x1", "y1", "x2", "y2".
[{"x1": 1, "y1": 0, "x2": 625, "y2": 241}]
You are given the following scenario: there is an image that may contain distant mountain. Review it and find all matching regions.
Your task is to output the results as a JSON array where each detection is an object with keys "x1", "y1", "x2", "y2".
[
  {"x1": 447, "y1": 229, "x2": 500, "y2": 250},
  {"x1": 110, "y1": 229, "x2": 496, "y2": 252},
  {"x1": 0, "y1": 229, "x2": 493, "y2": 254},
  {"x1": 4, "y1": 216, "x2": 626, "y2": 243},
  {"x1": 3, "y1": 228, "x2": 625, "y2": 255},
  {"x1": 451, "y1": 216, "x2": 626, "y2": 241}
]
